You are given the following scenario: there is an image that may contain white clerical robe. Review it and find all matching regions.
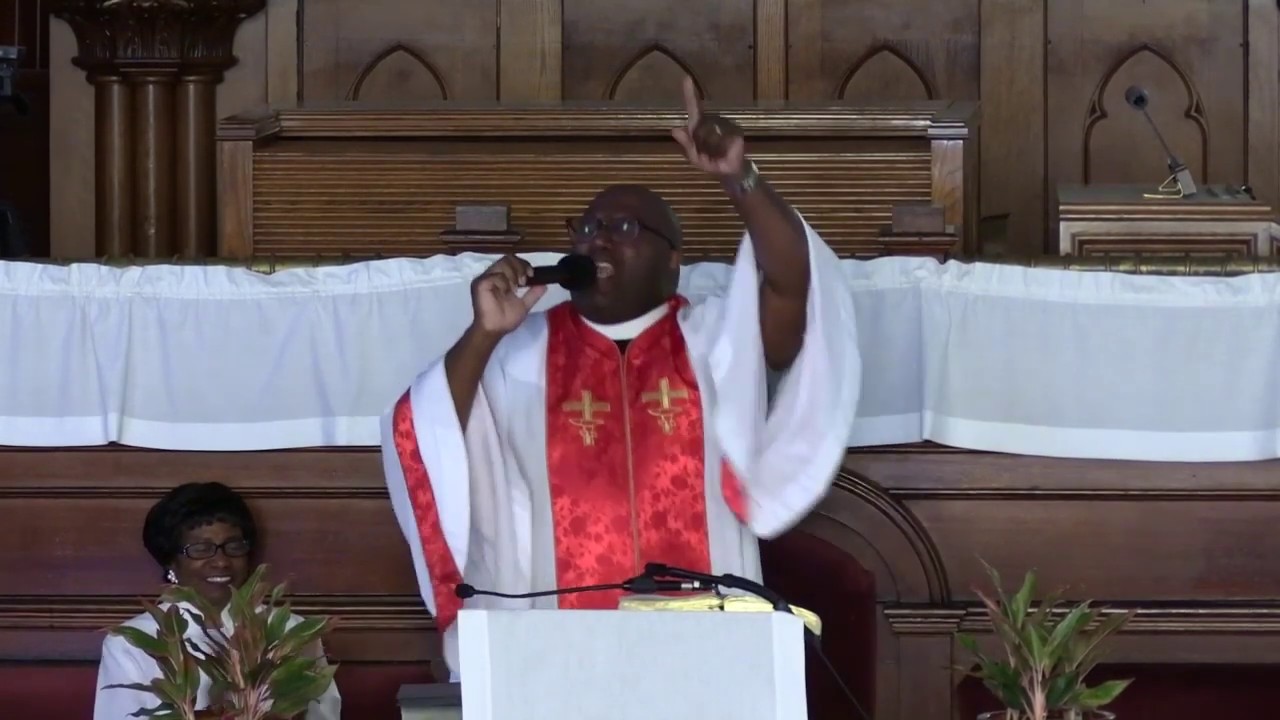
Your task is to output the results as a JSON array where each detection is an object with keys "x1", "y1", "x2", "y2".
[
  {"x1": 93, "y1": 602, "x2": 341, "y2": 720},
  {"x1": 381, "y1": 217, "x2": 860, "y2": 678}
]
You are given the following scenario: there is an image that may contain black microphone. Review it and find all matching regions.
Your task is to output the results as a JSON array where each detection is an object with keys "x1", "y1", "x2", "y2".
[
  {"x1": 454, "y1": 575, "x2": 708, "y2": 601},
  {"x1": 1125, "y1": 85, "x2": 1197, "y2": 197},
  {"x1": 643, "y1": 562, "x2": 873, "y2": 720},
  {"x1": 528, "y1": 254, "x2": 596, "y2": 292}
]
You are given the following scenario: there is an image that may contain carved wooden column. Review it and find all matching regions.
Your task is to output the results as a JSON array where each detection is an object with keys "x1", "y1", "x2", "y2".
[{"x1": 52, "y1": 0, "x2": 265, "y2": 258}]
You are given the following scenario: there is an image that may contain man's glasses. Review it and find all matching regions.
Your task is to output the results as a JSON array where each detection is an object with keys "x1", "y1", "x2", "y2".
[
  {"x1": 181, "y1": 539, "x2": 251, "y2": 560},
  {"x1": 565, "y1": 215, "x2": 677, "y2": 249}
]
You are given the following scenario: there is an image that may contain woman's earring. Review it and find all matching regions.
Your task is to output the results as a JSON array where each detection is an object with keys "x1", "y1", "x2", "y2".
[{"x1": 166, "y1": 568, "x2": 178, "y2": 584}]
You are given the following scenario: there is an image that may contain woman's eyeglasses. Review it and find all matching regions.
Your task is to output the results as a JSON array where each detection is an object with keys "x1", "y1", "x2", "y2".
[
  {"x1": 181, "y1": 539, "x2": 251, "y2": 560},
  {"x1": 565, "y1": 215, "x2": 677, "y2": 249}
]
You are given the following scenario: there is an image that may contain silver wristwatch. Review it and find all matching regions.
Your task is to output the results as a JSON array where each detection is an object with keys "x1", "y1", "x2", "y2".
[{"x1": 727, "y1": 159, "x2": 760, "y2": 198}]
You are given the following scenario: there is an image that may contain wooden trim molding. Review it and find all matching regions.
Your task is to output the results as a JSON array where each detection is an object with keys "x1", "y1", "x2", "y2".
[
  {"x1": 214, "y1": 102, "x2": 977, "y2": 139},
  {"x1": 0, "y1": 594, "x2": 433, "y2": 632},
  {"x1": 754, "y1": 0, "x2": 788, "y2": 101},
  {"x1": 886, "y1": 604, "x2": 1280, "y2": 636},
  {"x1": 498, "y1": 0, "x2": 562, "y2": 102}
]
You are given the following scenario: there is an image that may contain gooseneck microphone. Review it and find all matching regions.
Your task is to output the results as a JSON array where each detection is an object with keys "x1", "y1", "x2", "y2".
[
  {"x1": 643, "y1": 563, "x2": 874, "y2": 720},
  {"x1": 528, "y1": 254, "x2": 596, "y2": 292},
  {"x1": 453, "y1": 574, "x2": 708, "y2": 602},
  {"x1": 1125, "y1": 85, "x2": 1197, "y2": 197}
]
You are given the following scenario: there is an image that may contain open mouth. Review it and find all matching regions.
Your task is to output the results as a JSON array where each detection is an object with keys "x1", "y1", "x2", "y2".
[
  {"x1": 205, "y1": 576, "x2": 233, "y2": 585},
  {"x1": 596, "y1": 261, "x2": 615, "y2": 279}
]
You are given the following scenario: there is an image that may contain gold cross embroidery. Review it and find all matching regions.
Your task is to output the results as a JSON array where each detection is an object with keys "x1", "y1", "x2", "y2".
[
  {"x1": 641, "y1": 377, "x2": 689, "y2": 435},
  {"x1": 562, "y1": 390, "x2": 610, "y2": 447}
]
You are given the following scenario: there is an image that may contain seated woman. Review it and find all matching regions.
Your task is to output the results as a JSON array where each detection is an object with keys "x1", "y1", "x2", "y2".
[{"x1": 93, "y1": 481, "x2": 341, "y2": 720}]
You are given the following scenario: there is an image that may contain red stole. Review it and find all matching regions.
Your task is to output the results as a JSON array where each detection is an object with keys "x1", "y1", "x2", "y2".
[
  {"x1": 391, "y1": 390, "x2": 464, "y2": 628},
  {"x1": 544, "y1": 298, "x2": 714, "y2": 609}
]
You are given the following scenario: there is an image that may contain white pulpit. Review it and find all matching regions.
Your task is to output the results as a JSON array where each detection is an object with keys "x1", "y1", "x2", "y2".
[{"x1": 456, "y1": 608, "x2": 809, "y2": 720}]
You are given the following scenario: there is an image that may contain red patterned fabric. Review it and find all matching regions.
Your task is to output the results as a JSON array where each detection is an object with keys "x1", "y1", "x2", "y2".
[
  {"x1": 392, "y1": 390, "x2": 464, "y2": 629},
  {"x1": 544, "y1": 298, "x2": 714, "y2": 608}
]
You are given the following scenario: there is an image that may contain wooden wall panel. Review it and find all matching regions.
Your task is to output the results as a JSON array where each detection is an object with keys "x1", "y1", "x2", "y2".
[
  {"x1": 11, "y1": 445, "x2": 1280, "y2": 720},
  {"x1": 1047, "y1": 1, "x2": 1246, "y2": 190},
  {"x1": 0, "y1": 447, "x2": 440, "y2": 674},
  {"x1": 0, "y1": 449, "x2": 415, "y2": 597},
  {"x1": 787, "y1": 0, "x2": 980, "y2": 103},
  {"x1": 1247, "y1": 0, "x2": 1280, "y2": 219},
  {"x1": 1041, "y1": 0, "x2": 1265, "y2": 253},
  {"x1": 37, "y1": 0, "x2": 1280, "y2": 258},
  {"x1": 561, "y1": 0, "x2": 756, "y2": 102},
  {"x1": 299, "y1": 0, "x2": 498, "y2": 104},
  {"x1": 499, "y1": 0, "x2": 562, "y2": 101},
  {"x1": 220, "y1": 104, "x2": 973, "y2": 258},
  {"x1": 978, "y1": 0, "x2": 1045, "y2": 257}
]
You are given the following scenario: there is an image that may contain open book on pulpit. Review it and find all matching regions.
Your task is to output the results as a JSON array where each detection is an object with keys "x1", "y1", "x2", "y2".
[
  {"x1": 455, "y1": 607, "x2": 811, "y2": 720},
  {"x1": 617, "y1": 591, "x2": 824, "y2": 635}
]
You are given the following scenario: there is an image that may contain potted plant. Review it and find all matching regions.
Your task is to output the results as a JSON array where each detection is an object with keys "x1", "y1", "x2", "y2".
[
  {"x1": 105, "y1": 564, "x2": 337, "y2": 720},
  {"x1": 957, "y1": 562, "x2": 1135, "y2": 720}
]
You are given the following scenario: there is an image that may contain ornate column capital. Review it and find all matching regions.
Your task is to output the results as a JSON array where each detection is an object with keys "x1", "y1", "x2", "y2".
[
  {"x1": 51, "y1": 0, "x2": 268, "y2": 258},
  {"x1": 51, "y1": 0, "x2": 267, "y2": 76}
]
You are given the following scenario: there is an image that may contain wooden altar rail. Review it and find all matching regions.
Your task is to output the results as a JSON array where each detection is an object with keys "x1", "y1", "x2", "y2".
[{"x1": 214, "y1": 102, "x2": 978, "y2": 262}]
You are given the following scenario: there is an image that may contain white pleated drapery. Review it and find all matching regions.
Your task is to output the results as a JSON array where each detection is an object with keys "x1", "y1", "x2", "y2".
[{"x1": 1, "y1": 254, "x2": 1277, "y2": 461}]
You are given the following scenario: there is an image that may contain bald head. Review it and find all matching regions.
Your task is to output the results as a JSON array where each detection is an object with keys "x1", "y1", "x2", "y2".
[{"x1": 587, "y1": 184, "x2": 683, "y2": 249}]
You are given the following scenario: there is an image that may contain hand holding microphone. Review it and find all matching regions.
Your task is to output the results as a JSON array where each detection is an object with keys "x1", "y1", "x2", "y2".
[
  {"x1": 469, "y1": 254, "x2": 598, "y2": 337},
  {"x1": 470, "y1": 255, "x2": 546, "y2": 335}
]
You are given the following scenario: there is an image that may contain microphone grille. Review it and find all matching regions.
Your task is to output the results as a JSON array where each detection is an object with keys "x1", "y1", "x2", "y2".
[
  {"x1": 558, "y1": 254, "x2": 597, "y2": 292},
  {"x1": 1124, "y1": 86, "x2": 1148, "y2": 110}
]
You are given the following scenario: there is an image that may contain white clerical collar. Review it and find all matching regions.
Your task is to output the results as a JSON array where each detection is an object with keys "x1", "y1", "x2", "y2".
[{"x1": 582, "y1": 302, "x2": 670, "y2": 341}]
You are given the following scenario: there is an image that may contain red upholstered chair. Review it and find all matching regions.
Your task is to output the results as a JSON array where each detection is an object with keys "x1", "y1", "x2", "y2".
[{"x1": 761, "y1": 529, "x2": 878, "y2": 720}]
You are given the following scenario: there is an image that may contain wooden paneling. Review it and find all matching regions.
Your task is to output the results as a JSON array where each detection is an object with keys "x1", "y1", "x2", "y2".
[
  {"x1": 843, "y1": 447, "x2": 1280, "y2": 720},
  {"x1": 561, "y1": 0, "x2": 756, "y2": 102},
  {"x1": 299, "y1": 0, "x2": 498, "y2": 104},
  {"x1": 0, "y1": 447, "x2": 439, "y2": 671},
  {"x1": 1046, "y1": 1, "x2": 1246, "y2": 189},
  {"x1": 39, "y1": 0, "x2": 1280, "y2": 258},
  {"x1": 10, "y1": 444, "x2": 1280, "y2": 720},
  {"x1": 788, "y1": 0, "x2": 979, "y2": 103},
  {"x1": 0, "y1": 449, "x2": 412, "y2": 596},
  {"x1": 499, "y1": 0, "x2": 561, "y2": 102},
  {"x1": 978, "y1": 0, "x2": 1044, "y2": 257},
  {"x1": 215, "y1": 104, "x2": 977, "y2": 259}
]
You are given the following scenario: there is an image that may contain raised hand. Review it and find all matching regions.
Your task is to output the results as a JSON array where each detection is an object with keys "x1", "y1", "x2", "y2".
[
  {"x1": 470, "y1": 255, "x2": 547, "y2": 335},
  {"x1": 670, "y1": 76, "x2": 747, "y2": 180}
]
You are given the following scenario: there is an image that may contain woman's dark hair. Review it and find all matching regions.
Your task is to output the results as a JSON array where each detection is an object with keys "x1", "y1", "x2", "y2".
[{"x1": 142, "y1": 482, "x2": 258, "y2": 568}]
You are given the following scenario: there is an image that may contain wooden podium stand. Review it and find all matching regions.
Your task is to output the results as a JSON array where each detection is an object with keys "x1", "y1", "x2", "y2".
[
  {"x1": 400, "y1": 609, "x2": 810, "y2": 720},
  {"x1": 1056, "y1": 184, "x2": 1276, "y2": 257}
]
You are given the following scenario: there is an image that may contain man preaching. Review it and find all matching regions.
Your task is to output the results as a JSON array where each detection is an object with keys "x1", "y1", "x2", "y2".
[{"x1": 381, "y1": 77, "x2": 860, "y2": 677}]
